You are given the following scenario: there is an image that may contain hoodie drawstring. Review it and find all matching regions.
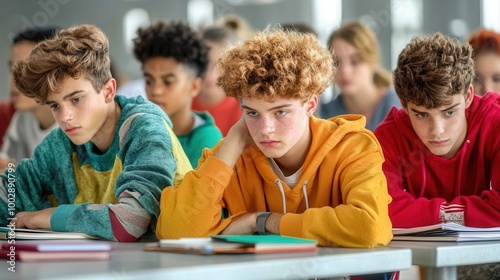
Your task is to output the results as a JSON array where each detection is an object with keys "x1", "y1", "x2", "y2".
[
  {"x1": 274, "y1": 179, "x2": 311, "y2": 213},
  {"x1": 275, "y1": 179, "x2": 287, "y2": 214},
  {"x1": 419, "y1": 148, "x2": 427, "y2": 198},
  {"x1": 456, "y1": 140, "x2": 470, "y2": 196},
  {"x1": 302, "y1": 181, "x2": 310, "y2": 210}
]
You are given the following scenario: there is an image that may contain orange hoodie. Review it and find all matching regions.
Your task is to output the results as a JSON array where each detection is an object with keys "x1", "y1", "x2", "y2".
[{"x1": 157, "y1": 115, "x2": 393, "y2": 248}]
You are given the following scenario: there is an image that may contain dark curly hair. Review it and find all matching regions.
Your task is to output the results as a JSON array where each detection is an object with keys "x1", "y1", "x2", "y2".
[
  {"x1": 133, "y1": 21, "x2": 209, "y2": 78},
  {"x1": 217, "y1": 28, "x2": 334, "y2": 102},
  {"x1": 393, "y1": 32, "x2": 474, "y2": 108}
]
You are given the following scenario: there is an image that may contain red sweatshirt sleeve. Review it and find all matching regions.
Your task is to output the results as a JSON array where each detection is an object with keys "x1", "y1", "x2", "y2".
[{"x1": 375, "y1": 120, "x2": 444, "y2": 228}]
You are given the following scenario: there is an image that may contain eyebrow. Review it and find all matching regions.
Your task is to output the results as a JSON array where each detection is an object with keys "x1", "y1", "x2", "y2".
[
  {"x1": 241, "y1": 104, "x2": 292, "y2": 112},
  {"x1": 144, "y1": 72, "x2": 175, "y2": 79},
  {"x1": 410, "y1": 103, "x2": 460, "y2": 114},
  {"x1": 45, "y1": 90, "x2": 84, "y2": 105}
]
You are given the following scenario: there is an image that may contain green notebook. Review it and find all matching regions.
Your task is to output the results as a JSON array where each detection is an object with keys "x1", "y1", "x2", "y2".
[
  {"x1": 145, "y1": 235, "x2": 318, "y2": 255},
  {"x1": 212, "y1": 235, "x2": 317, "y2": 244}
]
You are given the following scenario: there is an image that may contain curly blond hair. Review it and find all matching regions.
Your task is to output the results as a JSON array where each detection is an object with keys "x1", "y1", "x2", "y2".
[
  {"x1": 394, "y1": 32, "x2": 474, "y2": 108},
  {"x1": 12, "y1": 24, "x2": 111, "y2": 103},
  {"x1": 217, "y1": 28, "x2": 334, "y2": 102}
]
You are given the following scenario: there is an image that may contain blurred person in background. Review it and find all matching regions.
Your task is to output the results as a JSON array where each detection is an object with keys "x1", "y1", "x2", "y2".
[
  {"x1": 133, "y1": 21, "x2": 222, "y2": 168},
  {"x1": 192, "y1": 26, "x2": 242, "y2": 136},
  {"x1": 320, "y1": 21, "x2": 400, "y2": 131},
  {"x1": 0, "y1": 27, "x2": 59, "y2": 170},
  {"x1": 468, "y1": 28, "x2": 500, "y2": 96}
]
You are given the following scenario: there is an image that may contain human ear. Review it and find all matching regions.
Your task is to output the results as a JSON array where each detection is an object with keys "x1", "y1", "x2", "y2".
[
  {"x1": 305, "y1": 95, "x2": 318, "y2": 116},
  {"x1": 464, "y1": 84, "x2": 474, "y2": 109},
  {"x1": 190, "y1": 77, "x2": 202, "y2": 98},
  {"x1": 103, "y1": 78, "x2": 117, "y2": 103}
]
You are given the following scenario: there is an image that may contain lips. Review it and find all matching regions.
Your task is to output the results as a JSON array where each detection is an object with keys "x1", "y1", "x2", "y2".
[
  {"x1": 65, "y1": 126, "x2": 79, "y2": 135},
  {"x1": 260, "y1": 140, "x2": 279, "y2": 148},
  {"x1": 338, "y1": 80, "x2": 351, "y2": 87},
  {"x1": 428, "y1": 140, "x2": 449, "y2": 147}
]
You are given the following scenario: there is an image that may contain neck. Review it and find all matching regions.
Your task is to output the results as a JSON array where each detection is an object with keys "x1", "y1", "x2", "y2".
[
  {"x1": 275, "y1": 125, "x2": 311, "y2": 177},
  {"x1": 93, "y1": 101, "x2": 121, "y2": 153},
  {"x1": 343, "y1": 85, "x2": 386, "y2": 120},
  {"x1": 171, "y1": 107, "x2": 194, "y2": 136},
  {"x1": 32, "y1": 105, "x2": 56, "y2": 130}
]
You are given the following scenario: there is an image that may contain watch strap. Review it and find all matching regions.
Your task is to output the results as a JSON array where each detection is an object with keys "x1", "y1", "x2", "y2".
[{"x1": 256, "y1": 212, "x2": 271, "y2": 235}]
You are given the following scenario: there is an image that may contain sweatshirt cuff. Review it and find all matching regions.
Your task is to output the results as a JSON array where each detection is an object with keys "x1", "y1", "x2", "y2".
[
  {"x1": 280, "y1": 213, "x2": 303, "y2": 237},
  {"x1": 50, "y1": 204, "x2": 78, "y2": 232},
  {"x1": 197, "y1": 156, "x2": 234, "y2": 187}
]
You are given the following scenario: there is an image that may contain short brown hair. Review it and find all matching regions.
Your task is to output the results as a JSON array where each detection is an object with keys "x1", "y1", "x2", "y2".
[
  {"x1": 12, "y1": 24, "x2": 111, "y2": 103},
  {"x1": 217, "y1": 28, "x2": 334, "y2": 102},
  {"x1": 393, "y1": 32, "x2": 474, "y2": 108}
]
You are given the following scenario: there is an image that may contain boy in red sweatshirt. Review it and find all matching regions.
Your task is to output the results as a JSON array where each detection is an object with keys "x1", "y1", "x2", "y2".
[
  {"x1": 375, "y1": 32, "x2": 500, "y2": 279},
  {"x1": 375, "y1": 32, "x2": 500, "y2": 229}
]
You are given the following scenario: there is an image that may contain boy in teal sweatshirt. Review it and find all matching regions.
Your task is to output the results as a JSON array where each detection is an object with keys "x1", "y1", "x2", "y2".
[{"x1": 0, "y1": 24, "x2": 191, "y2": 241}]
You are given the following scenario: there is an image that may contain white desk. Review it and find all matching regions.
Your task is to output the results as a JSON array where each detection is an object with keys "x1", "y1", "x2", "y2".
[
  {"x1": 1, "y1": 242, "x2": 411, "y2": 280},
  {"x1": 389, "y1": 240, "x2": 500, "y2": 280}
]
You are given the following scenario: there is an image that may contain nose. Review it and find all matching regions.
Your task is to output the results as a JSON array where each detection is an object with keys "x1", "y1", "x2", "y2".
[
  {"x1": 259, "y1": 116, "x2": 275, "y2": 135},
  {"x1": 150, "y1": 83, "x2": 163, "y2": 96},
  {"x1": 60, "y1": 106, "x2": 73, "y2": 123},
  {"x1": 430, "y1": 118, "x2": 445, "y2": 136}
]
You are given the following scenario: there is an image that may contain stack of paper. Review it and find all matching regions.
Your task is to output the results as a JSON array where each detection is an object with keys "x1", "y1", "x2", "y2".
[
  {"x1": 392, "y1": 222, "x2": 500, "y2": 242},
  {"x1": 0, "y1": 227, "x2": 99, "y2": 240},
  {"x1": 0, "y1": 241, "x2": 113, "y2": 262},
  {"x1": 144, "y1": 235, "x2": 318, "y2": 254}
]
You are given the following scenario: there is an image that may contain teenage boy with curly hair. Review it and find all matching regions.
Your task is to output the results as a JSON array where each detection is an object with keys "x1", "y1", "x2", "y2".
[
  {"x1": 157, "y1": 28, "x2": 393, "y2": 248},
  {"x1": 0, "y1": 24, "x2": 191, "y2": 241},
  {"x1": 133, "y1": 21, "x2": 222, "y2": 168},
  {"x1": 375, "y1": 31, "x2": 500, "y2": 280},
  {"x1": 375, "y1": 32, "x2": 500, "y2": 228}
]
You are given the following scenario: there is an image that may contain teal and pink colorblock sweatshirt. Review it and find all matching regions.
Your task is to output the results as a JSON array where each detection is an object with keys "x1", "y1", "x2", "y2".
[{"x1": 0, "y1": 95, "x2": 191, "y2": 241}]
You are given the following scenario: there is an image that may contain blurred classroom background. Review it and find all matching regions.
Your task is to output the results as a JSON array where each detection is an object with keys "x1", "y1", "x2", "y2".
[{"x1": 1, "y1": 0, "x2": 499, "y2": 100}]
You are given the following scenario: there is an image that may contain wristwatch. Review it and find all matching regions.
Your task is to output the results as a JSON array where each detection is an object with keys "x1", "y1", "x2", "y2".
[{"x1": 256, "y1": 212, "x2": 272, "y2": 235}]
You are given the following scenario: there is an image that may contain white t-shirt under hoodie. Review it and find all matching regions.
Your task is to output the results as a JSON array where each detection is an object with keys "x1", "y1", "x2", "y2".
[{"x1": 0, "y1": 111, "x2": 58, "y2": 162}]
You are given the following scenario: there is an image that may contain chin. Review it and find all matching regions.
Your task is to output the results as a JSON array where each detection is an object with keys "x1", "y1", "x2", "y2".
[
  {"x1": 260, "y1": 149, "x2": 286, "y2": 159},
  {"x1": 67, "y1": 136, "x2": 89, "y2": 146},
  {"x1": 428, "y1": 147, "x2": 451, "y2": 157}
]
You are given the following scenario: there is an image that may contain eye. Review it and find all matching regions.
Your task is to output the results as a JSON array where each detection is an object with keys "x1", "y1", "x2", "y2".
[
  {"x1": 163, "y1": 80, "x2": 173, "y2": 86},
  {"x1": 246, "y1": 111, "x2": 258, "y2": 117},
  {"x1": 49, "y1": 104, "x2": 59, "y2": 110},
  {"x1": 276, "y1": 110, "x2": 288, "y2": 116},
  {"x1": 415, "y1": 113, "x2": 427, "y2": 119},
  {"x1": 445, "y1": 111, "x2": 456, "y2": 117},
  {"x1": 145, "y1": 79, "x2": 153, "y2": 86},
  {"x1": 73, "y1": 97, "x2": 82, "y2": 103},
  {"x1": 473, "y1": 76, "x2": 481, "y2": 83}
]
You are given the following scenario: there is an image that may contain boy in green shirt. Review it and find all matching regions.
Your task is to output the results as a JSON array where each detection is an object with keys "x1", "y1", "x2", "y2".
[
  {"x1": 1, "y1": 24, "x2": 191, "y2": 241},
  {"x1": 133, "y1": 21, "x2": 222, "y2": 168}
]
